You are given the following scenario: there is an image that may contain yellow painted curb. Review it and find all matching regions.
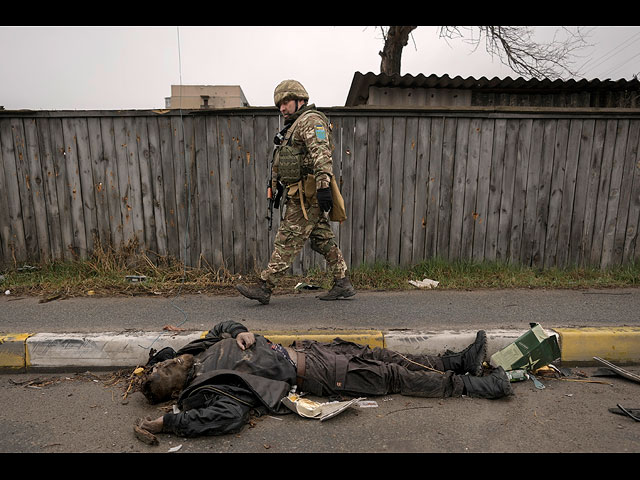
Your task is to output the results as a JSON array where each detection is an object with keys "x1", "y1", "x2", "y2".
[
  {"x1": 255, "y1": 330, "x2": 386, "y2": 349},
  {"x1": 199, "y1": 330, "x2": 386, "y2": 348},
  {"x1": 554, "y1": 327, "x2": 640, "y2": 364},
  {"x1": 0, "y1": 333, "x2": 34, "y2": 369}
]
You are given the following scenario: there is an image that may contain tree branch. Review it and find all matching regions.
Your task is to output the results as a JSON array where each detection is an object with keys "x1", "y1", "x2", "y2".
[{"x1": 438, "y1": 26, "x2": 590, "y2": 79}]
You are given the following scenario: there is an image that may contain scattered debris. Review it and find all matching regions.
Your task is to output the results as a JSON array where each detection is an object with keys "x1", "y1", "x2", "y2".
[
  {"x1": 384, "y1": 405, "x2": 434, "y2": 416},
  {"x1": 557, "y1": 378, "x2": 613, "y2": 386},
  {"x1": 281, "y1": 393, "x2": 364, "y2": 421},
  {"x1": 126, "y1": 275, "x2": 147, "y2": 283},
  {"x1": 488, "y1": 327, "x2": 632, "y2": 394},
  {"x1": 593, "y1": 357, "x2": 640, "y2": 384},
  {"x1": 295, "y1": 282, "x2": 320, "y2": 291},
  {"x1": 39, "y1": 293, "x2": 63, "y2": 303},
  {"x1": 506, "y1": 369, "x2": 529, "y2": 382},
  {"x1": 609, "y1": 405, "x2": 640, "y2": 422},
  {"x1": 528, "y1": 364, "x2": 613, "y2": 385},
  {"x1": 17, "y1": 265, "x2": 39, "y2": 272},
  {"x1": 408, "y1": 278, "x2": 439, "y2": 289},
  {"x1": 529, "y1": 375, "x2": 546, "y2": 390},
  {"x1": 168, "y1": 444, "x2": 182, "y2": 453},
  {"x1": 162, "y1": 325, "x2": 187, "y2": 332},
  {"x1": 490, "y1": 323, "x2": 560, "y2": 372}
]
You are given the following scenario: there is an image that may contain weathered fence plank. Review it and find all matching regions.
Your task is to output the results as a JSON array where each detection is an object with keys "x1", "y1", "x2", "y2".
[
  {"x1": 0, "y1": 119, "x2": 26, "y2": 263},
  {"x1": 339, "y1": 116, "x2": 355, "y2": 268},
  {"x1": 509, "y1": 119, "x2": 532, "y2": 264},
  {"x1": 601, "y1": 120, "x2": 630, "y2": 268},
  {"x1": 544, "y1": 119, "x2": 569, "y2": 268},
  {"x1": 375, "y1": 116, "x2": 393, "y2": 263},
  {"x1": 568, "y1": 119, "x2": 594, "y2": 266},
  {"x1": 437, "y1": 117, "x2": 457, "y2": 260},
  {"x1": 498, "y1": 119, "x2": 519, "y2": 262},
  {"x1": 472, "y1": 118, "x2": 494, "y2": 262},
  {"x1": 364, "y1": 116, "x2": 380, "y2": 265},
  {"x1": 591, "y1": 120, "x2": 618, "y2": 266},
  {"x1": 424, "y1": 116, "x2": 442, "y2": 259},
  {"x1": 412, "y1": 116, "x2": 430, "y2": 265},
  {"x1": 623, "y1": 125, "x2": 640, "y2": 263},
  {"x1": 462, "y1": 118, "x2": 481, "y2": 262},
  {"x1": 484, "y1": 118, "x2": 506, "y2": 262},
  {"x1": 2, "y1": 108, "x2": 640, "y2": 273},
  {"x1": 157, "y1": 116, "x2": 179, "y2": 259},
  {"x1": 399, "y1": 116, "x2": 418, "y2": 266},
  {"x1": 351, "y1": 116, "x2": 368, "y2": 267}
]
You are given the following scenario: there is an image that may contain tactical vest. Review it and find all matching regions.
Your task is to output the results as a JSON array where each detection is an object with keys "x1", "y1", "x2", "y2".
[{"x1": 274, "y1": 107, "x2": 332, "y2": 186}]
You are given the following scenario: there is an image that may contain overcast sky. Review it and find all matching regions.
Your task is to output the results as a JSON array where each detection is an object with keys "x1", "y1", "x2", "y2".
[{"x1": 1, "y1": 26, "x2": 639, "y2": 111}]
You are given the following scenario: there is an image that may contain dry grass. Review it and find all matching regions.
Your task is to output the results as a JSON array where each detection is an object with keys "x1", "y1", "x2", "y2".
[{"x1": 2, "y1": 239, "x2": 639, "y2": 299}]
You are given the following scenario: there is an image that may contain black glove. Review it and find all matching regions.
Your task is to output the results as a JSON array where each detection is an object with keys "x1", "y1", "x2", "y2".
[{"x1": 317, "y1": 187, "x2": 333, "y2": 212}]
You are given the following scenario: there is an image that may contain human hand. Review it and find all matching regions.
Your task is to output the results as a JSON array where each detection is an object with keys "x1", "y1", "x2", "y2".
[
  {"x1": 317, "y1": 187, "x2": 332, "y2": 212},
  {"x1": 236, "y1": 331, "x2": 256, "y2": 350},
  {"x1": 139, "y1": 416, "x2": 164, "y2": 434}
]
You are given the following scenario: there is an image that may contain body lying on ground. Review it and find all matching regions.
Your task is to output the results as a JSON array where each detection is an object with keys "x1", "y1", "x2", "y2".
[{"x1": 137, "y1": 320, "x2": 513, "y2": 438}]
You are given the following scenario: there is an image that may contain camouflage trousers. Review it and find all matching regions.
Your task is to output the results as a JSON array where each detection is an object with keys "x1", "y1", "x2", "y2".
[{"x1": 260, "y1": 195, "x2": 347, "y2": 288}]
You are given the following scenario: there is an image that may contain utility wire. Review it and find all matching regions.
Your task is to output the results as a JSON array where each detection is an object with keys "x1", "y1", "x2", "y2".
[
  {"x1": 580, "y1": 30, "x2": 640, "y2": 77},
  {"x1": 138, "y1": 26, "x2": 191, "y2": 351},
  {"x1": 580, "y1": 30, "x2": 640, "y2": 70},
  {"x1": 599, "y1": 49, "x2": 640, "y2": 79},
  {"x1": 170, "y1": 25, "x2": 191, "y2": 326}
]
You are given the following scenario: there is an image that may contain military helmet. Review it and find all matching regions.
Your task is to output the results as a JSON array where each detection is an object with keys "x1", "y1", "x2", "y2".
[{"x1": 274, "y1": 79, "x2": 309, "y2": 107}]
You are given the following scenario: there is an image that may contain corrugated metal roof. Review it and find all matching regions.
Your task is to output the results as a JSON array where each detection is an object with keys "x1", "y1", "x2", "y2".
[{"x1": 346, "y1": 72, "x2": 640, "y2": 106}]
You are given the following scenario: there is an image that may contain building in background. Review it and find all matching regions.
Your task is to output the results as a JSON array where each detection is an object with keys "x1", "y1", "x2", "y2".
[
  {"x1": 346, "y1": 72, "x2": 640, "y2": 108},
  {"x1": 165, "y1": 85, "x2": 249, "y2": 109}
]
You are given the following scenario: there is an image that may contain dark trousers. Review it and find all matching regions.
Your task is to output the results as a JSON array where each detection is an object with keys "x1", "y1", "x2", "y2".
[{"x1": 294, "y1": 338, "x2": 464, "y2": 398}]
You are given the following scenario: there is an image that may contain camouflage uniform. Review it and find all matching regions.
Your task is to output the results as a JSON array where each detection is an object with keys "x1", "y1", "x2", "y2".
[
  {"x1": 261, "y1": 102, "x2": 347, "y2": 288},
  {"x1": 236, "y1": 80, "x2": 354, "y2": 304}
]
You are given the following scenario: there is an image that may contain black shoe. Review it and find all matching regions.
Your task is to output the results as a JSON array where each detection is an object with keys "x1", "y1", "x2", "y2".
[
  {"x1": 236, "y1": 281, "x2": 272, "y2": 305},
  {"x1": 442, "y1": 330, "x2": 487, "y2": 376},
  {"x1": 461, "y1": 366, "x2": 514, "y2": 399},
  {"x1": 318, "y1": 277, "x2": 356, "y2": 301}
]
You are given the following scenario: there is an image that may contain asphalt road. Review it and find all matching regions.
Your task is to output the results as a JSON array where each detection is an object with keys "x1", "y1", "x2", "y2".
[
  {"x1": 1, "y1": 365, "x2": 639, "y2": 454},
  {"x1": 2, "y1": 287, "x2": 640, "y2": 334},
  {"x1": 2, "y1": 287, "x2": 639, "y2": 454}
]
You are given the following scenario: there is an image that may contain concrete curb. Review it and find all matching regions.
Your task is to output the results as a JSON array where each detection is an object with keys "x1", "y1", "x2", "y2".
[{"x1": 1, "y1": 326, "x2": 640, "y2": 371}]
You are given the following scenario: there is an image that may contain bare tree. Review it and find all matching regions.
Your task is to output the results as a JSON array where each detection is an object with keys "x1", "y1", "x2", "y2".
[
  {"x1": 378, "y1": 26, "x2": 418, "y2": 76},
  {"x1": 379, "y1": 26, "x2": 590, "y2": 79}
]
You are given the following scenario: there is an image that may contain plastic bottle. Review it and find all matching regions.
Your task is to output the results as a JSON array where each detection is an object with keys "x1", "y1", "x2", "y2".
[{"x1": 506, "y1": 369, "x2": 529, "y2": 382}]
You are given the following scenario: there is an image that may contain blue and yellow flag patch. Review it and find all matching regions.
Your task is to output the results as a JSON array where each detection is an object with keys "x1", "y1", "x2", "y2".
[{"x1": 314, "y1": 124, "x2": 327, "y2": 141}]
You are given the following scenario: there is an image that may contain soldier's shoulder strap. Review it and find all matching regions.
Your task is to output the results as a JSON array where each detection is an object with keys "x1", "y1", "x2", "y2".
[{"x1": 284, "y1": 108, "x2": 330, "y2": 143}]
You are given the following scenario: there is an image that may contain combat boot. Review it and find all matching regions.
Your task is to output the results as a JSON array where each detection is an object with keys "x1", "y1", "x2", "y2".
[
  {"x1": 441, "y1": 330, "x2": 487, "y2": 376},
  {"x1": 318, "y1": 276, "x2": 356, "y2": 301},
  {"x1": 236, "y1": 280, "x2": 272, "y2": 305},
  {"x1": 461, "y1": 366, "x2": 514, "y2": 399}
]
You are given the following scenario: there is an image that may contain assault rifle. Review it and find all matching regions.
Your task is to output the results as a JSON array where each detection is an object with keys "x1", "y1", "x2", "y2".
[
  {"x1": 266, "y1": 180, "x2": 284, "y2": 231},
  {"x1": 267, "y1": 181, "x2": 274, "y2": 231},
  {"x1": 266, "y1": 124, "x2": 289, "y2": 231}
]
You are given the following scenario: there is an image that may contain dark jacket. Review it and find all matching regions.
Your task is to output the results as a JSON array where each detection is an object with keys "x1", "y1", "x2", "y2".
[{"x1": 151, "y1": 321, "x2": 297, "y2": 437}]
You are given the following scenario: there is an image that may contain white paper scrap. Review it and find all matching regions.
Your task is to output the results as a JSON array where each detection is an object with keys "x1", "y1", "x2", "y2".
[{"x1": 408, "y1": 278, "x2": 439, "y2": 289}]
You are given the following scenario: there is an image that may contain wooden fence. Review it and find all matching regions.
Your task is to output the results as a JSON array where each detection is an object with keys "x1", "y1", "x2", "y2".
[{"x1": 1, "y1": 107, "x2": 640, "y2": 273}]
